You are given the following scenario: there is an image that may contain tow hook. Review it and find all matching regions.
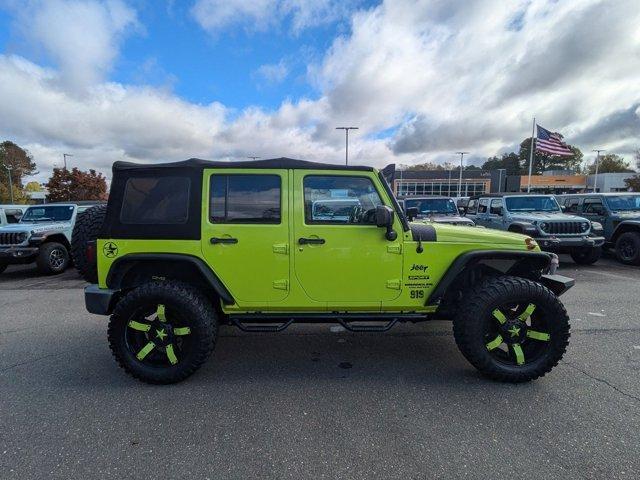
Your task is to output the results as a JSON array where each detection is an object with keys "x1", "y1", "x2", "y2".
[{"x1": 549, "y1": 253, "x2": 559, "y2": 274}]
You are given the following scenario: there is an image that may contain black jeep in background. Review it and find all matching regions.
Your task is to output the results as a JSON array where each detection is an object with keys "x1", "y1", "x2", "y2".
[{"x1": 556, "y1": 193, "x2": 640, "y2": 265}]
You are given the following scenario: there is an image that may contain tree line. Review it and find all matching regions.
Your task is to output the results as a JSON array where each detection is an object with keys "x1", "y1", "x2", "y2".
[{"x1": 0, "y1": 140, "x2": 107, "y2": 204}]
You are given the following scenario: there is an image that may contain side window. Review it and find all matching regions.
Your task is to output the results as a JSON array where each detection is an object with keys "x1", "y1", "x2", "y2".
[
  {"x1": 566, "y1": 198, "x2": 580, "y2": 213},
  {"x1": 5, "y1": 208, "x2": 23, "y2": 223},
  {"x1": 304, "y1": 175, "x2": 383, "y2": 225},
  {"x1": 466, "y1": 199, "x2": 478, "y2": 214},
  {"x1": 121, "y1": 177, "x2": 190, "y2": 224},
  {"x1": 490, "y1": 199, "x2": 503, "y2": 215},
  {"x1": 478, "y1": 198, "x2": 489, "y2": 214},
  {"x1": 583, "y1": 198, "x2": 604, "y2": 214},
  {"x1": 209, "y1": 175, "x2": 281, "y2": 224}
]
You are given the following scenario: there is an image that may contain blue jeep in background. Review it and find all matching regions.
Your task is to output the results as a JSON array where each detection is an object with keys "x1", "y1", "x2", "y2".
[
  {"x1": 465, "y1": 194, "x2": 605, "y2": 264},
  {"x1": 556, "y1": 193, "x2": 640, "y2": 265}
]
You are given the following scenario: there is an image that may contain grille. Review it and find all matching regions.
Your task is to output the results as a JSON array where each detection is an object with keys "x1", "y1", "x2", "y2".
[
  {"x1": 544, "y1": 222, "x2": 584, "y2": 235},
  {"x1": 0, "y1": 232, "x2": 27, "y2": 245}
]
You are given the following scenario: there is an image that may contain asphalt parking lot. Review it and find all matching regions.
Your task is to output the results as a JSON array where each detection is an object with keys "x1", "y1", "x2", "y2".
[{"x1": 1, "y1": 256, "x2": 639, "y2": 480}]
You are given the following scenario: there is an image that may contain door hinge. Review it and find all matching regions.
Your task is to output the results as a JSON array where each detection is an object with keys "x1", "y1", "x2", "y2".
[
  {"x1": 387, "y1": 244, "x2": 402, "y2": 254},
  {"x1": 272, "y1": 243, "x2": 289, "y2": 254},
  {"x1": 386, "y1": 279, "x2": 401, "y2": 290},
  {"x1": 273, "y1": 279, "x2": 289, "y2": 290}
]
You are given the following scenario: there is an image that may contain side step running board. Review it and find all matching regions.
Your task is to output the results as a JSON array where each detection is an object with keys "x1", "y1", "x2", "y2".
[{"x1": 230, "y1": 318, "x2": 294, "y2": 333}]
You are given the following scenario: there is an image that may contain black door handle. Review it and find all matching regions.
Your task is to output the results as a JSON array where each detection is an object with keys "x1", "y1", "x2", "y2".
[
  {"x1": 210, "y1": 237, "x2": 238, "y2": 244},
  {"x1": 298, "y1": 237, "x2": 325, "y2": 245}
]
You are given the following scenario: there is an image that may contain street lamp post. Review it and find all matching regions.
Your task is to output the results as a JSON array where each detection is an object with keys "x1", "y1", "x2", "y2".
[
  {"x1": 1, "y1": 163, "x2": 14, "y2": 204},
  {"x1": 336, "y1": 127, "x2": 359, "y2": 165},
  {"x1": 63, "y1": 153, "x2": 73, "y2": 170},
  {"x1": 592, "y1": 149, "x2": 605, "y2": 193},
  {"x1": 455, "y1": 152, "x2": 469, "y2": 197}
]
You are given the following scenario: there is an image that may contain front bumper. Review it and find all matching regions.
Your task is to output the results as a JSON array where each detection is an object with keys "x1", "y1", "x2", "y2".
[
  {"x1": 534, "y1": 235, "x2": 605, "y2": 251},
  {"x1": 0, "y1": 246, "x2": 39, "y2": 262},
  {"x1": 85, "y1": 284, "x2": 119, "y2": 315}
]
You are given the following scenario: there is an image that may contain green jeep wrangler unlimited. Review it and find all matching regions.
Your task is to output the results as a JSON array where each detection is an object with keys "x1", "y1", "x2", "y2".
[{"x1": 78, "y1": 158, "x2": 573, "y2": 384}]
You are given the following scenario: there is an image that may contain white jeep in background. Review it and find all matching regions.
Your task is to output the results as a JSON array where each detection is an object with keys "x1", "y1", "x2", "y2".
[{"x1": 0, "y1": 203, "x2": 97, "y2": 275}]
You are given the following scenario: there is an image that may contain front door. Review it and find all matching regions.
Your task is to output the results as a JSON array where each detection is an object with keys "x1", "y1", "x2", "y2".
[
  {"x1": 292, "y1": 171, "x2": 403, "y2": 305},
  {"x1": 581, "y1": 197, "x2": 607, "y2": 225},
  {"x1": 201, "y1": 169, "x2": 290, "y2": 304}
]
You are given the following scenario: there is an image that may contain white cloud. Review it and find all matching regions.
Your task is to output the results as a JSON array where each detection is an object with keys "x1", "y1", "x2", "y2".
[
  {"x1": 10, "y1": 0, "x2": 139, "y2": 89},
  {"x1": 255, "y1": 60, "x2": 289, "y2": 84}
]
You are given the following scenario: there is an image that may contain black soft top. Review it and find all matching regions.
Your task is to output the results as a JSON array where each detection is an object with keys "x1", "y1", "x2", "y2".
[{"x1": 113, "y1": 157, "x2": 374, "y2": 173}]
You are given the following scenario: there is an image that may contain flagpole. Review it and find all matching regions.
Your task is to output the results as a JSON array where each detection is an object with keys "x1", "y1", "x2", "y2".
[{"x1": 527, "y1": 117, "x2": 536, "y2": 193}]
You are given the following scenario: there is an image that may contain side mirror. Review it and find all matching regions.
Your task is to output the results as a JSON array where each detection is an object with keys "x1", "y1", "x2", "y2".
[
  {"x1": 560, "y1": 205, "x2": 567, "y2": 212},
  {"x1": 375, "y1": 205, "x2": 397, "y2": 241},
  {"x1": 406, "y1": 207, "x2": 419, "y2": 221}
]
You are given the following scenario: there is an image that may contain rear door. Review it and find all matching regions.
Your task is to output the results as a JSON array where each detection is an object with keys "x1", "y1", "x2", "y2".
[
  {"x1": 292, "y1": 171, "x2": 403, "y2": 304},
  {"x1": 201, "y1": 169, "x2": 290, "y2": 303}
]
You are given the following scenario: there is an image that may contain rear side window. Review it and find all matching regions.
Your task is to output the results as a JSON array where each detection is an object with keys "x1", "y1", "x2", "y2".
[
  {"x1": 583, "y1": 198, "x2": 604, "y2": 214},
  {"x1": 466, "y1": 199, "x2": 478, "y2": 214},
  {"x1": 120, "y1": 177, "x2": 190, "y2": 224},
  {"x1": 490, "y1": 199, "x2": 503, "y2": 215},
  {"x1": 478, "y1": 198, "x2": 489, "y2": 213},
  {"x1": 209, "y1": 175, "x2": 281, "y2": 224},
  {"x1": 565, "y1": 198, "x2": 580, "y2": 213}
]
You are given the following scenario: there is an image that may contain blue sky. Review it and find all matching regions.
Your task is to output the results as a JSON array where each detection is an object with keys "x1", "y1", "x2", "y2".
[{"x1": 0, "y1": 0, "x2": 638, "y2": 182}]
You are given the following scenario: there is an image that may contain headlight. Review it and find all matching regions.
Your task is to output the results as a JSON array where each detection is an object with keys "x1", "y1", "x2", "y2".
[
  {"x1": 591, "y1": 221, "x2": 603, "y2": 231},
  {"x1": 581, "y1": 222, "x2": 589, "y2": 232},
  {"x1": 18, "y1": 232, "x2": 28, "y2": 242},
  {"x1": 525, "y1": 237, "x2": 538, "y2": 250},
  {"x1": 539, "y1": 222, "x2": 548, "y2": 232}
]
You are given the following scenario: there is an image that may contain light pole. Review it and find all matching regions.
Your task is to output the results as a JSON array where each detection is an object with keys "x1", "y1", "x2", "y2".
[
  {"x1": 336, "y1": 126, "x2": 359, "y2": 165},
  {"x1": 455, "y1": 152, "x2": 469, "y2": 197},
  {"x1": 592, "y1": 149, "x2": 605, "y2": 193},
  {"x1": 1, "y1": 163, "x2": 14, "y2": 204},
  {"x1": 63, "y1": 153, "x2": 73, "y2": 170}
]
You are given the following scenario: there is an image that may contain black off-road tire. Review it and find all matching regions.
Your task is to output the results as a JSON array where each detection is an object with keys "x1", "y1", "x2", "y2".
[
  {"x1": 615, "y1": 232, "x2": 640, "y2": 265},
  {"x1": 108, "y1": 281, "x2": 217, "y2": 384},
  {"x1": 453, "y1": 275, "x2": 570, "y2": 383},
  {"x1": 71, "y1": 204, "x2": 107, "y2": 283},
  {"x1": 570, "y1": 247, "x2": 601, "y2": 265},
  {"x1": 36, "y1": 242, "x2": 70, "y2": 274}
]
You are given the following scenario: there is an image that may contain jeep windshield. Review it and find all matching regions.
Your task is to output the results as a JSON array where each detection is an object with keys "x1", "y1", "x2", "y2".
[
  {"x1": 504, "y1": 196, "x2": 560, "y2": 212},
  {"x1": 604, "y1": 195, "x2": 640, "y2": 211},
  {"x1": 20, "y1": 205, "x2": 74, "y2": 222},
  {"x1": 405, "y1": 198, "x2": 457, "y2": 215}
]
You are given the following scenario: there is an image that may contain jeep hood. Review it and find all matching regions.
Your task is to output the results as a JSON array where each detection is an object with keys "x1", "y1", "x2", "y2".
[
  {"x1": 426, "y1": 222, "x2": 528, "y2": 245},
  {"x1": 415, "y1": 214, "x2": 475, "y2": 225},
  {"x1": 509, "y1": 212, "x2": 586, "y2": 222},
  {"x1": 0, "y1": 222, "x2": 71, "y2": 233}
]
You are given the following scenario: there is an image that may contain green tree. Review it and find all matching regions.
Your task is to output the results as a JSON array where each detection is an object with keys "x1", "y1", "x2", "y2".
[
  {"x1": 519, "y1": 138, "x2": 583, "y2": 174},
  {"x1": 0, "y1": 141, "x2": 37, "y2": 203},
  {"x1": 587, "y1": 154, "x2": 633, "y2": 174},
  {"x1": 624, "y1": 175, "x2": 640, "y2": 192},
  {"x1": 482, "y1": 152, "x2": 521, "y2": 174},
  {"x1": 25, "y1": 181, "x2": 43, "y2": 192},
  {"x1": 46, "y1": 167, "x2": 107, "y2": 202}
]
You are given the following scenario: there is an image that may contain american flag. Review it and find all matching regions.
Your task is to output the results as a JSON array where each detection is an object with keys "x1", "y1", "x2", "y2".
[{"x1": 535, "y1": 124, "x2": 573, "y2": 156}]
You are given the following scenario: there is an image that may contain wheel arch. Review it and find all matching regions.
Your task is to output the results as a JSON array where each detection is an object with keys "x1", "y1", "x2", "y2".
[
  {"x1": 427, "y1": 250, "x2": 552, "y2": 309},
  {"x1": 106, "y1": 253, "x2": 234, "y2": 305},
  {"x1": 611, "y1": 221, "x2": 640, "y2": 243},
  {"x1": 31, "y1": 232, "x2": 71, "y2": 250}
]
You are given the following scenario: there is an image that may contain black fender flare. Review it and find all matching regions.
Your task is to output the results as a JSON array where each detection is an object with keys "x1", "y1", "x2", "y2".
[
  {"x1": 611, "y1": 220, "x2": 640, "y2": 243},
  {"x1": 106, "y1": 253, "x2": 234, "y2": 305},
  {"x1": 427, "y1": 250, "x2": 552, "y2": 306},
  {"x1": 29, "y1": 231, "x2": 71, "y2": 248},
  {"x1": 507, "y1": 222, "x2": 537, "y2": 235}
]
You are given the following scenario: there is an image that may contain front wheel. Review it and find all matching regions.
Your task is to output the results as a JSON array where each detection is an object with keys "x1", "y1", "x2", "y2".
[
  {"x1": 453, "y1": 276, "x2": 570, "y2": 383},
  {"x1": 108, "y1": 281, "x2": 217, "y2": 384},
  {"x1": 570, "y1": 247, "x2": 601, "y2": 265},
  {"x1": 36, "y1": 242, "x2": 70, "y2": 274}
]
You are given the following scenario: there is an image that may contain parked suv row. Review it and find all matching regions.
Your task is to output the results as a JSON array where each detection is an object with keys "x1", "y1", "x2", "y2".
[
  {"x1": 465, "y1": 194, "x2": 605, "y2": 264},
  {"x1": 556, "y1": 193, "x2": 640, "y2": 265}
]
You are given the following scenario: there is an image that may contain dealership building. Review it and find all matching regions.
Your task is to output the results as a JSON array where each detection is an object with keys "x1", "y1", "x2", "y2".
[{"x1": 381, "y1": 165, "x2": 637, "y2": 197}]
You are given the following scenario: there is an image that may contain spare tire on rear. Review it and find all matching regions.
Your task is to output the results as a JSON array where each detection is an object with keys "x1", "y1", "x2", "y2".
[{"x1": 71, "y1": 204, "x2": 107, "y2": 283}]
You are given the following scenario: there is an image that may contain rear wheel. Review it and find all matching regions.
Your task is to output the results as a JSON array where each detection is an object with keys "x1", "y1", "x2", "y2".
[
  {"x1": 71, "y1": 204, "x2": 107, "y2": 283},
  {"x1": 108, "y1": 281, "x2": 217, "y2": 384},
  {"x1": 453, "y1": 276, "x2": 570, "y2": 383},
  {"x1": 615, "y1": 232, "x2": 640, "y2": 265},
  {"x1": 36, "y1": 242, "x2": 70, "y2": 274},
  {"x1": 570, "y1": 247, "x2": 601, "y2": 265}
]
